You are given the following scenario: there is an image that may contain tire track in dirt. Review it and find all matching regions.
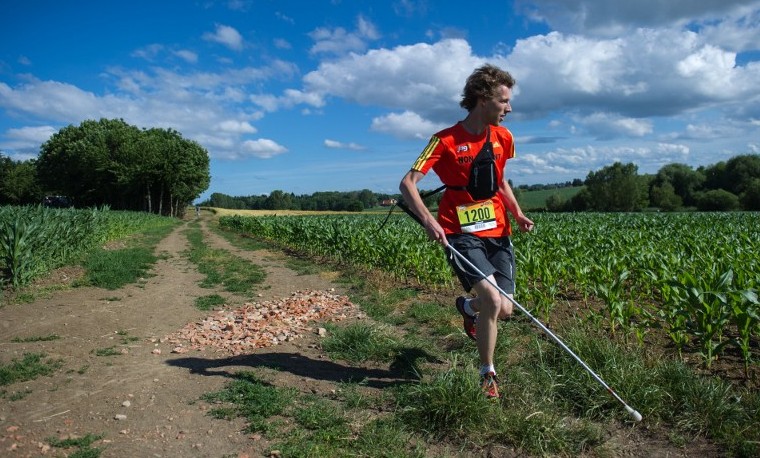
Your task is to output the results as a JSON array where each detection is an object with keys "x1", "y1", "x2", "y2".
[{"x1": 197, "y1": 219, "x2": 344, "y2": 300}]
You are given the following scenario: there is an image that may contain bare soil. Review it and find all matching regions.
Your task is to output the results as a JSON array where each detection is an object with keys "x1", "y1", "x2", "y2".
[{"x1": 0, "y1": 214, "x2": 737, "y2": 457}]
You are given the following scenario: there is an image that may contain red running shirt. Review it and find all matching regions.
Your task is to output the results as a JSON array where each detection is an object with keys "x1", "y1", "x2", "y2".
[{"x1": 410, "y1": 122, "x2": 515, "y2": 237}]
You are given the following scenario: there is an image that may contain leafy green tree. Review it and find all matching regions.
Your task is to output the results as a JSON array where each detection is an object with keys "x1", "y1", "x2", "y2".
[
  {"x1": 346, "y1": 200, "x2": 364, "y2": 212},
  {"x1": 700, "y1": 160, "x2": 728, "y2": 191},
  {"x1": 154, "y1": 129, "x2": 210, "y2": 216},
  {"x1": 696, "y1": 189, "x2": 741, "y2": 211},
  {"x1": 545, "y1": 193, "x2": 567, "y2": 212},
  {"x1": 700, "y1": 154, "x2": 760, "y2": 197},
  {"x1": 357, "y1": 189, "x2": 375, "y2": 208},
  {"x1": 37, "y1": 119, "x2": 209, "y2": 216},
  {"x1": 208, "y1": 193, "x2": 245, "y2": 209},
  {"x1": 584, "y1": 162, "x2": 647, "y2": 211},
  {"x1": 569, "y1": 188, "x2": 592, "y2": 211},
  {"x1": 651, "y1": 163, "x2": 704, "y2": 206},
  {"x1": 37, "y1": 119, "x2": 141, "y2": 207},
  {"x1": 739, "y1": 178, "x2": 760, "y2": 210},
  {"x1": 649, "y1": 181, "x2": 683, "y2": 211},
  {"x1": 0, "y1": 155, "x2": 42, "y2": 205},
  {"x1": 723, "y1": 154, "x2": 760, "y2": 195},
  {"x1": 265, "y1": 190, "x2": 295, "y2": 210}
]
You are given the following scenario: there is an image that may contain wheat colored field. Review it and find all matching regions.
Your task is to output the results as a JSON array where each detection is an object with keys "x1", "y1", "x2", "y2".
[{"x1": 208, "y1": 207, "x2": 363, "y2": 217}]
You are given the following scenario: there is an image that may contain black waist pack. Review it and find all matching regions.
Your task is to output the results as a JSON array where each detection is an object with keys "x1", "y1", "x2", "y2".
[{"x1": 452, "y1": 126, "x2": 499, "y2": 200}]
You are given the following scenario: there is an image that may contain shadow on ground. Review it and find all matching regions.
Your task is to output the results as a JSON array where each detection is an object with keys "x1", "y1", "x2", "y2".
[{"x1": 167, "y1": 348, "x2": 441, "y2": 389}]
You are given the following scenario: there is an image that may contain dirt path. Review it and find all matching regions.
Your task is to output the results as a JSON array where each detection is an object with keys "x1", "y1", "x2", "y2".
[{"x1": 0, "y1": 215, "x2": 368, "y2": 457}]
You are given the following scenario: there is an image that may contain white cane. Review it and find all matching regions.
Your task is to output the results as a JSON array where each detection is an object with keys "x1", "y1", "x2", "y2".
[{"x1": 445, "y1": 241, "x2": 642, "y2": 422}]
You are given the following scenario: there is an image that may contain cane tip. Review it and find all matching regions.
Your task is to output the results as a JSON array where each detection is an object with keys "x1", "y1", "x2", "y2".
[{"x1": 626, "y1": 406, "x2": 642, "y2": 422}]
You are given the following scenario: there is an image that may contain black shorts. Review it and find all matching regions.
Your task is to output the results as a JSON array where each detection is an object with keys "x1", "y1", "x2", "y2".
[{"x1": 446, "y1": 233, "x2": 515, "y2": 294}]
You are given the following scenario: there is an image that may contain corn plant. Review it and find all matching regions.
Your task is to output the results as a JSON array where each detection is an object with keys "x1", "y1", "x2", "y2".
[
  {"x1": 0, "y1": 205, "x2": 173, "y2": 287},
  {"x1": 0, "y1": 215, "x2": 35, "y2": 287},
  {"x1": 729, "y1": 289, "x2": 759, "y2": 377},
  {"x1": 663, "y1": 269, "x2": 735, "y2": 367}
]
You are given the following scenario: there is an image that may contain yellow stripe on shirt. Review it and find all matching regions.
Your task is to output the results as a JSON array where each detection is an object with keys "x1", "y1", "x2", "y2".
[{"x1": 411, "y1": 136, "x2": 440, "y2": 171}]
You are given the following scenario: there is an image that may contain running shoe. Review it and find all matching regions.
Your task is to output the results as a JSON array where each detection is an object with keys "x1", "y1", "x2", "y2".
[
  {"x1": 455, "y1": 296, "x2": 477, "y2": 341},
  {"x1": 480, "y1": 371, "x2": 500, "y2": 399}
]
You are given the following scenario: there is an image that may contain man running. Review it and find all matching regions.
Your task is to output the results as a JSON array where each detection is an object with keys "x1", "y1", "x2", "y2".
[{"x1": 399, "y1": 64, "x2": 534, "y2": 398}]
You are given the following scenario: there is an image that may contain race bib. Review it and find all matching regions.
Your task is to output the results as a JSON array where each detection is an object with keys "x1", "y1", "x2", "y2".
[{"x1": 457, "y1": 200, "x2": 497, "y2": 233}]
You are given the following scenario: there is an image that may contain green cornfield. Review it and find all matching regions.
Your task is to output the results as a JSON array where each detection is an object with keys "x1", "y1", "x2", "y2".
[
  {"x1": 0, "y1": 205, "x2": 174, "y2": 288},
  {"x1": 220, "y1": 212, "x2": 760, "y2": 370}
]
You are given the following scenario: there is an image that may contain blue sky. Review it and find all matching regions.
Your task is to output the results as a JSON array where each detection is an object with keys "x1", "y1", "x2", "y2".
[{"x1": 2, "y1": 1, "x2": 759, "y2": 202}]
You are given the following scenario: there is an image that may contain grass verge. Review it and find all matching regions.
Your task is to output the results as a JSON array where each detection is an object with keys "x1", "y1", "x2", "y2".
[
  {"x1": 185, "y1": 222, "x2": 265, "y2": 295},
  {"x1": 79, "y1": 223, "x2": 176, "y2": 289}
]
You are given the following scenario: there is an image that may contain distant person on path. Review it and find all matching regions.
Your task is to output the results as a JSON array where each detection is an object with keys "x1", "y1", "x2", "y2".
[
  {"x1": 399, "y1": 64, "x2": 534, "y2": 399},
  {"x1": 195, "y1": 205, "x2": 200, "y2": 217}
]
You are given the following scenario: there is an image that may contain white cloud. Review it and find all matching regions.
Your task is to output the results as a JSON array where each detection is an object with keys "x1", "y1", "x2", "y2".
[
  {"x1": 287, "y1": 27, "x2": 757, "y2": 127},
  {"x1": 203, "y1": 24, "x2": 244, "y2": 51},
  {"x1": 0, "y1": 58, "x2": 293, "y2": 161},
  {"x1": 226, "y1": 0, "x2": 252, "y2": 12},
  {"x1": 309, "y1": 16, "x2": 380, "y2": 55},
  {"x1": 6, "y1": 125, "x2": 57, "y2": 143},
  {"x1": 301, "y1": 39, "x2": 478, "y2": 123},
  {"x1": 309, "y1": 27, "x2": 368, "y2": 55},
  {"x1": 699, "y1": 7, "x2": 760, "y2": 52},
  {"x1": 575, "y1": 112, "x2": 653, "y2": 139},
  {"x1": 174, "y1": 49, "x2": 198, "y2": 63},
  {"x1": 324, "y1": 139, "x2": 365, "y2": 150},
  {"x1": 370, "y1": 111, "x2": 448, "y2": 140},
  {"x1": 250, "y1": 88, "x2": 325, "y2": 112},
  {"x1": 275, "y1": 11, "x2": 295, "y2": 24},
  {"x1": 357, "y1": 16, "x2": 380, "y2": 40},
  {"x1": 517, "y1": 0, "x2": 760, "y2": 36},
  {"x1": 273, "y1": 38, "x2": 291, "y2": 50},
  {"x1": 680, "y1": 123, "x2": 743, "y2": 140},
  {"x1": 393, "y1": 0, "x2": 427, "y2": 18},
  {"x1": 505, "y1": 28, "x2": 759, "y2": 118},
  {"x1": 131, "y1": 44, "x2": 165, "y2": 61},
  {"x1": 0, "y1": 125, "x2": 57, "y2": 159},
  {"x1": 516, "y1": 142, "x2": 691, "y2": 179},
  {"x1": 133, "y1": 45, "x2": 198, "y2": 64},
  {"x1": 217, "y1": 120, "x2": 257, "y2": 134},
  {"x1": 0, "y1": 80, "x2": 103, "y2": 122},
  {"x1": 263, "y1": 21, "x2": 758, "y2": 154},
  {"x1": 240, "y1": 138, "x2": 287, "y2": 159}
]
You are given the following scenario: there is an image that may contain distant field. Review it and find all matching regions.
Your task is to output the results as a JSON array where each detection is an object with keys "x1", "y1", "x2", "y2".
[
  {"x1": 518, "y1": 186, "x2": 583, "y2": 210},
  {"x1": 208, "y1": 208, "x2": 360, "y2": 217}
]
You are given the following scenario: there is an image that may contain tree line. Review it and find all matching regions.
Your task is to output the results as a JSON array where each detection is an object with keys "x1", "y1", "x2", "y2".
[
  {"x1": 0, "y1": 118, "x2": 210, "y2": 217},
  {"x1": 544, "y1": 155, "x2": 760, "y2": 212},
  {"x1": 201, "y1": 189, "x2": 397, "y2": 212}
]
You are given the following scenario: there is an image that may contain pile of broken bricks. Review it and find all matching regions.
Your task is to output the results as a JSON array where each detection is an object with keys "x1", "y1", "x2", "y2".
[{"x1": 162, "y1": 290, "x2": 358, "y2": 356}]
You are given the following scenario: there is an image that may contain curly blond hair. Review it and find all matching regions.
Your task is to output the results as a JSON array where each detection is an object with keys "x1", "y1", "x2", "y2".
[{"x1": 460, "y1": 64, "x2": 516, "y2": 112}]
